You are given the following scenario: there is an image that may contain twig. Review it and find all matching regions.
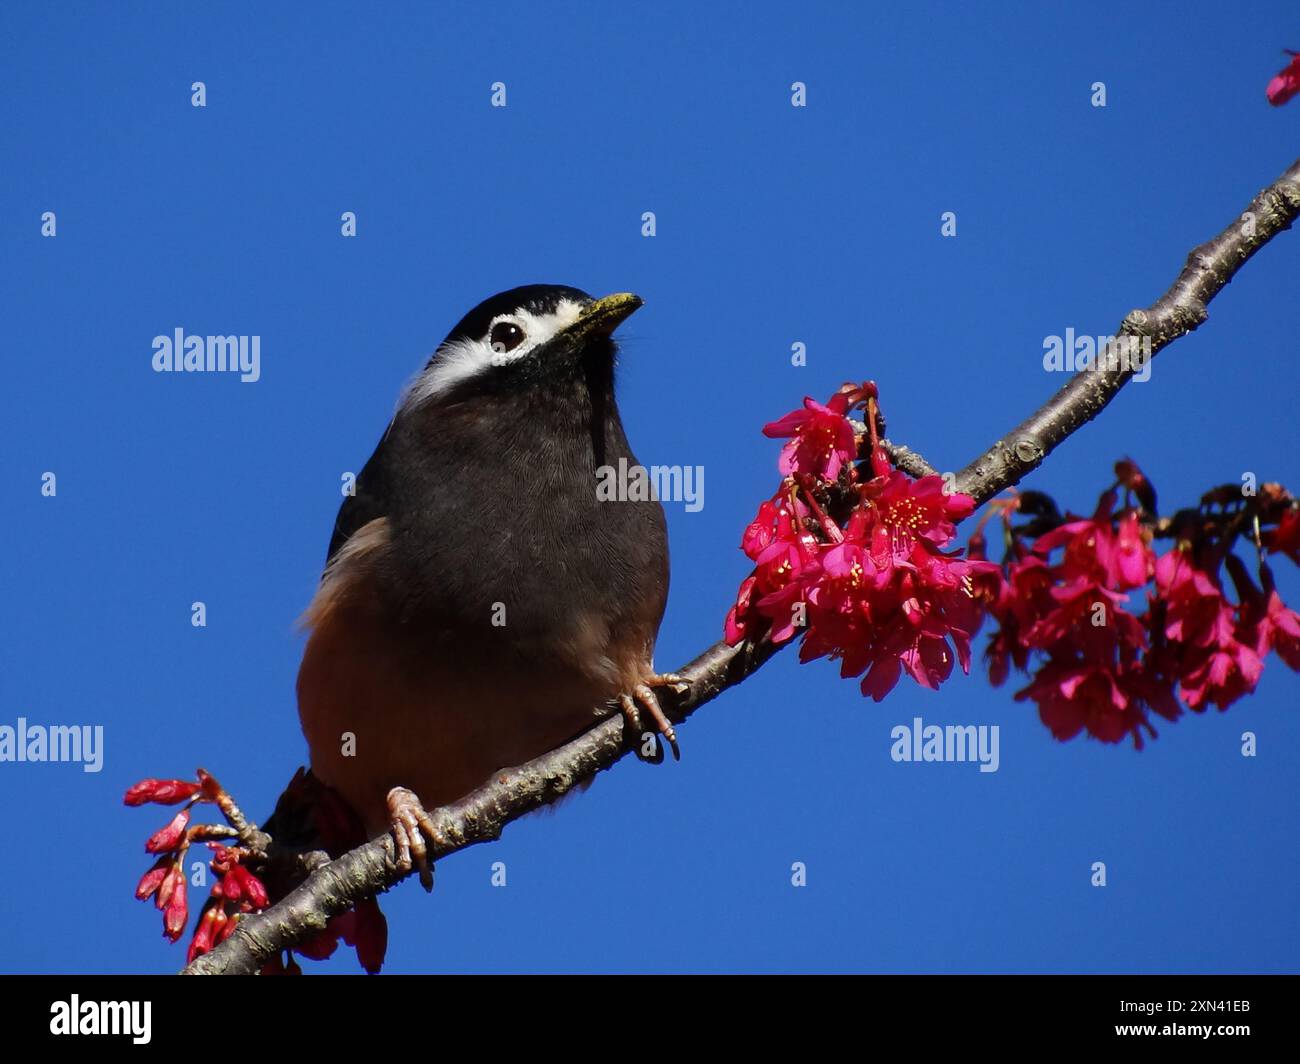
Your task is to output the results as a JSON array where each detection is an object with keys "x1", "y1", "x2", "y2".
[
  {"x1": 881, "y1": 438, "x2": 940, "y2": 479},
  {"x1": 954, "y1": 156, "x2": 1300, "y2": 505}
]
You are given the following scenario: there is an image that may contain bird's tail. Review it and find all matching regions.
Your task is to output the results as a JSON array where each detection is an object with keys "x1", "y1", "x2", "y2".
[
  {"x1": 258, "y1": 767, "x2": 388, "y2": 973},
  {"x1": 262, "y1": 766, "x2": 365, "y2": 860}
]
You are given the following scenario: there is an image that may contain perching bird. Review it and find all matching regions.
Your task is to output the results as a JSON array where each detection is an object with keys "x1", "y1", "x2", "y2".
[{"x1": 293, "y1": 285, "x2": 682, "y2": 887}]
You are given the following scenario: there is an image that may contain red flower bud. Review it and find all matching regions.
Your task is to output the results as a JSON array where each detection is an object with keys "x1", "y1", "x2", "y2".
[
  {"x1": 196, "y1": 769, "x2": 223, "y2": 801},
  {"x1": 134, "y1": 859, "x2": 169, "y2": 902},
  {"x1": 215, "y1": 908, "x2": 235, "y2": 944},
  {"x1": 237, "y1": 866, "x2": 270, "y2": 910},
  {"x1": 124, "y1": 779, "x2": 200, "y2": 806},
  {"x1": 155, "y1": 864, "x2": 183, "y2": 910},
  {"x1": 186, "y1": 904, "x2": 218, "y2": 963},
  {"x1": 163, "y1": 878, "x2": 188, "y2": 942},
  {"x1": 350, "y1": 898, "x2": 388, "y2": 976},
  {"x1": 295, "y1": 928, "x2": 340, "y2": 961},
  {"x1": 1267, "y1": 51, "x2": 1300, "y2": 107},
  {"x1": 145, "y1": 809, "x2": 191, "y2": 854}
]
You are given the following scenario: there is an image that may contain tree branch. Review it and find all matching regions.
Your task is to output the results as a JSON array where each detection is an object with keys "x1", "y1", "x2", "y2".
[
  {"x1": 183, "y1": 154, "x2": 1300, "y2": 975},
  {"x1": 954, "y1": 156, "x2": 1300, "y2": 504},
  {"x1": 880, "y1": 438, "x2": 940, "y2": 479}
]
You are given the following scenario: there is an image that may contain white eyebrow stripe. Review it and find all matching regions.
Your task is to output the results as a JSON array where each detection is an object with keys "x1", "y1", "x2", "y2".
[{"x1": 399, "y1": 298, "x2": 587, "y2": 409}]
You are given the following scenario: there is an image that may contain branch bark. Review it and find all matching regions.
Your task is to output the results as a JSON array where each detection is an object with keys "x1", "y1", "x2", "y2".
[{"x1": 183, "y1": 153, "x2": 1300, "y2": 976}]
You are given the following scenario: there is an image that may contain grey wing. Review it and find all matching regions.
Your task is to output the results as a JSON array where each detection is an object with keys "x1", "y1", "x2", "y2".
[{"x1": 327, "y1": 432, "x2": 394, "y2": 564}]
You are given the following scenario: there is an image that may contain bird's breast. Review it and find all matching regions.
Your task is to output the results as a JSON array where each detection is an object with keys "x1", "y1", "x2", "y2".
[{"x1": 380, "y1": 382, "x2": 669, "y2": 664}]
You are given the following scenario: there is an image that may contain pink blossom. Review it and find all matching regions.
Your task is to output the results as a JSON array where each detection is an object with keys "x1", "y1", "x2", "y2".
[{"x1": 762, "y1": 394, "x2": 858, "y2": 481}]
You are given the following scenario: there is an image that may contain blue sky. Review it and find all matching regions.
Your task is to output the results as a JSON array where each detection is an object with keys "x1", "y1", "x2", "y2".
[{"x1": 1, "y1": 1, "x2": 1297, "y2": 974}]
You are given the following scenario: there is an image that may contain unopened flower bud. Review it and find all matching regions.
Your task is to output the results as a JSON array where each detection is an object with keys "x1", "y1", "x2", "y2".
[
  {"x1": 123, "y1": 779, "x2": 200, "y2": 806},
  {"x1": 145, "y1": 810, "x2": 191, "y2": 854}
]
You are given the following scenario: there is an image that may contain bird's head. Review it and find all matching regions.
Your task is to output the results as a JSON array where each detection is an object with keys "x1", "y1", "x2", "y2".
[{"x1": 402, "y1": 285, "x2": 643, "y2": 408}]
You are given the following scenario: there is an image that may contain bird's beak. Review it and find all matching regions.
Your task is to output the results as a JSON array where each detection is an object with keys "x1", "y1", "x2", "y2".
[{"x1": 566, "y1": 292, "x2": 643, "y2": 341}]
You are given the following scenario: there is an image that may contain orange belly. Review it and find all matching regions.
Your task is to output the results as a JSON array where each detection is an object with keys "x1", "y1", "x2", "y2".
[
  {"x1": 295, "y1": 516, "x2": 659, "y2": 837},
  {"x1": 297, "y1": 598, "x2": 626, "y2": 837}
]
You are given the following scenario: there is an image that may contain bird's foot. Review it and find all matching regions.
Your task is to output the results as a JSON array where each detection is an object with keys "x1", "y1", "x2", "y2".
[
  {"x1": 386, "y1": 785, "x2": 444, "y2": 893},
  {"x1": 619, "y1": 672, "x2": 691, "y2": 762}
]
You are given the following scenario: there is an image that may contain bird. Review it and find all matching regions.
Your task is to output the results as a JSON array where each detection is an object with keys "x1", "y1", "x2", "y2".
[{"x1": 292, "y1": 284, "x2": 684, "y2": 888}]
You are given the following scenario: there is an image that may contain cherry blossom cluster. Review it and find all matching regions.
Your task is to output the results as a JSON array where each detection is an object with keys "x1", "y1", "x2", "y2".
[
  {"x1": 125, "y1": 767, "x2": 387, "y2": 973},
  {"x1": 975, "y1": 469, "x2": 1300, "y2": 746},
  {"x1": 125, "y1": 771, "x2": 264, "y2": 961},
  {"x1": 725, "y1": 382, "x2": 994, "y2": 699},
  {"x1": 725, "y1": 384, "x2": 1300, "y2": 746}
]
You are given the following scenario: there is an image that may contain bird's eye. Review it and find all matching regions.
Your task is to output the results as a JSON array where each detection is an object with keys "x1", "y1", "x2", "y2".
[{"x1": 489, "y1": 321, "x2": 525, "y2": 354}]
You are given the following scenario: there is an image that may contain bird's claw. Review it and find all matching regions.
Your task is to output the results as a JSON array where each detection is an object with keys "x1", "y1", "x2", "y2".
[
  {"x1": 620, "y1": 672, "x2": 691, "y2": 762},
  {"x1": 647, "y1": 671, "x2": 691, "y2": 695},
  {"x1": 386, "y1": 785, "x2": 443, "y2": 892}
]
